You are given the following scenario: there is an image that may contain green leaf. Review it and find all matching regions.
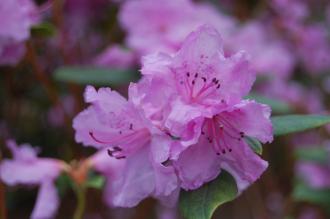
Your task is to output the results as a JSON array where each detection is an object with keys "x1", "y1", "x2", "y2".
[
  {"x1": 295, "y1": 147, "x2": 329, "y2": 164},
  {"x1": 31, "y1": 22, "x2": 57, "y2": 37},
  {"x1": 246, "y1": 93, "x2": 292, "y2": 114},
  {"x1": 54, "y1": 66, "x2": 139, "y2": 86},
  {"x1": 293, "y1": 182, "x2": 330, "y2": 213},
  {"x1": 271, "y1": 115, "x2": 330, "y2": 136},
  {"x1": 245, "y1": 136, "x2": 263, "y2": 155},
  {"x1": 56, "y1": 173, "x2": 74, "y2": 197},
  {"x1": 85, "y1": 175, "x2": 105, "y2": 189},
  {"x1": 179, "y1": 171, "x2": 237, "y2": 219}
]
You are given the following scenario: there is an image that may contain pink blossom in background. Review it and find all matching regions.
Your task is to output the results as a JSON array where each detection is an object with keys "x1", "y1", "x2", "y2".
[
  {"x1": 0, "y1": 0, "x2": 40, "y2": 65},
  {"x1": 257, "y1": 79, "x2": 325, "y2": 113},
  {"x1": 225, "y1": 22, "x2": 295, "y2": 79},
  {"x1": 93, "y1": 45, "x2": 136, "y2": 68},
  {"x1": 73, "y1": 86, "x2": 178, "y2": 207},
  {"x1": 298, "y1": 208, "x2": 320, "y2": 219},
  {"x1": 0, "y1": 41, "x2": 26, "y2": 65},
  {"x1": 271, "y1": 0, "x2": 309, "y2": 26},
  {"x1": 294, "y1": 25, "x2": 330, "y2": 73},
  {"x1": 0, "y1": 140, "x2": 67, "y2": 219},
  {"x1": 119, "y1": 0, "x2": 235, "y2": 56},
  {"x1": 271, "y1": 0, "x2": 330, "y2": 74},
  {"x1": 297, "y1": 162, "x2": 330, "y2": 189}
]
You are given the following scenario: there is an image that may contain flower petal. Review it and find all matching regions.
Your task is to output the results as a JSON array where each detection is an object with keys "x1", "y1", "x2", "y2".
[
  {"x1": 220, "y1": 100, "x2": 273, "y2": 143},
  {"x1": 174, "y1": 138, "x2": 221, "y2": 190},
  {"x1": 221, "y1": 141, "x2": 268, "y2": 192},
  {"x1": 31, "y1": 180, "x2": 59, "y2": 219}
]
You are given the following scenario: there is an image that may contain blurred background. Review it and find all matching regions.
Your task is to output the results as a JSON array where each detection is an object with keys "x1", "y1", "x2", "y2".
[{"x1": 0, "y1": 0, "x2": 330, "y2": 218}]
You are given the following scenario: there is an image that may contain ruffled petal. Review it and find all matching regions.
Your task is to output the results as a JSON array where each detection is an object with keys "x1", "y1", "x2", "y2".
[
  {"x1": 220, "y1": 100, "x2": 273, "y2": 143},
  {"x1": 174, "y1": 138, "x2": 221, "y2": 190},
  {"x1": 105, "y1": 147, "x2": 177, "y2": 207},
  {"x1": 221, "y1": 140, "x2": 268, "y2": 192},
  {"x1": 165, "y1": 99, "x2": 208, "y2": 147},
  {"x1": 73, "y1": 86, "x2": 151, "y2": 152},
  {"x1": 105, "y1": 147, "x2": 155, "y2": 207},
  {"x1": 0, "y1": 158, "x2": 62, "y2": 186},
  {"x1": 31, "y1": 180, "x2": 59, "y2": 219}
]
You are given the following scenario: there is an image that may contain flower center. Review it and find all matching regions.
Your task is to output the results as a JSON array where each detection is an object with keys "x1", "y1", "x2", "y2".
[{"x1": 202, "y1": 115, "x2": 245, "y2": 155}]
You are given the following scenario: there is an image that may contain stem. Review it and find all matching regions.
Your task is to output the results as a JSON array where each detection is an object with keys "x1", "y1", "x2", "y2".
[{"x1": 73, "y1": 185, "x2": 86, "y2": 219}]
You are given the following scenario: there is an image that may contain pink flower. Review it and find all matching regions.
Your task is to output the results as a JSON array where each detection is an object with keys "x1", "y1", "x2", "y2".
[
  {"x1": 131, "y1": 25, "x2": 273, "y2": 192},
  {"x1": 226, "y1": 22, "x2": 295, "y2": 79},
  {"x1": 294, "y1": 25, "x2": 330, "y2": 73},
  {"x1": 173, "y1": 100, "x2": 273, "y2": 191},
  {"x1": 0, "y1": 40, "x2": 25, "y2": 65},
  {"x1": 271, "y1": 0, "x2": 309, "y2": 25},
  {"x1": 0, "y1": 140, "x2": 66, "y2": 219},
  {"x1": 0, "y1": 0, "x2": 40, "y2": 65},
  {"x1": 119, "y1": 0, "x2": 235, "y2": 56},
  {"x1": 131, "y1": 25, "x2": 255, "y2": 148},
  {"x1": 73, "y1": 86, "x2": 178, "y2": 207},
  {"x1": 74, "y1": 25, "x2": 273, "y2": 206},
  {"x1": 93, "y1": 45, "x2": 136, "y2": 69}
]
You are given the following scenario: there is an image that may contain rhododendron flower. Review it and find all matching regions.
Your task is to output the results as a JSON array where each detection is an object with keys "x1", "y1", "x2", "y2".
[
  {"x1": 0, "y1": 140, "x2": 67, "y2": 219},
  {"x1": 173, "y1": 100, "x2": 273, "y2": 191},
  {"x1": 0, "y1": 0, "x2": 40, "y2": 65},
  {"x1": 294, "y1": 25, "x2": 330, "y2": 73},
  {"x1": 131, "y1": 25, "x2": 273, "y2": 191},
  {"x1": 119, "y1": 0, "x2": 235, "y2": 55},
  {"x1": 271, "y1": 0, "x2": 330, "y2": 74},
  {"x1": 73, "y1": 86, "x2": 178, "y2": 207},
  {"x1": 93, "y1": 45, "x2": 136, "y2": 68},
  {"x1": 131, "y1": 25, "x2": 255, "y2": 148}
]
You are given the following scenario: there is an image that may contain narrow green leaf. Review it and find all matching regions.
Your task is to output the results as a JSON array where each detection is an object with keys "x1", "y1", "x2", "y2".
[
  {"x1": 179, "y1": 171, "x2": 237, "y2": 219},
  {"x1": 295, "y1": 147, "x2": 328, "y2": 164},
  {"x1": 54, "y1": 66, "x2": 139, "y2": 86},
  {"x1": 31, "y1": 22, "x2": 57, "y2": 37},
  {"x1": 271, "y1": 115, "x2": 330, "y2": 136},
  {"x1": 246, "y1": 93, "x2": 292, "y2": 114},
  {"x1": 245, "y1": 136, "x2": 263, "y2": 155}
]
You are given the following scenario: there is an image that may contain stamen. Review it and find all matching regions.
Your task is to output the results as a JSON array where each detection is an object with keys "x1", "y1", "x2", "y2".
[{"x1": 89, "y1": 132, "x2": 112, "y2": 144}]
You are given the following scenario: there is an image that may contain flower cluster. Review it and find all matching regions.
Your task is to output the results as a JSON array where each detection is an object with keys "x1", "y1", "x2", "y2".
[
  {"x1": 0, "y1": 139, "x2": 125, "y2": 218},
  {"x1": 0, "y1": 0, "x2": 40, "y2": 65},
  {"x1": 73, "y1": 25, "x2": 273, "y2": 207},
  {"x1": 0, "y1": 140, "x2": 66, "y2": 218}
]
